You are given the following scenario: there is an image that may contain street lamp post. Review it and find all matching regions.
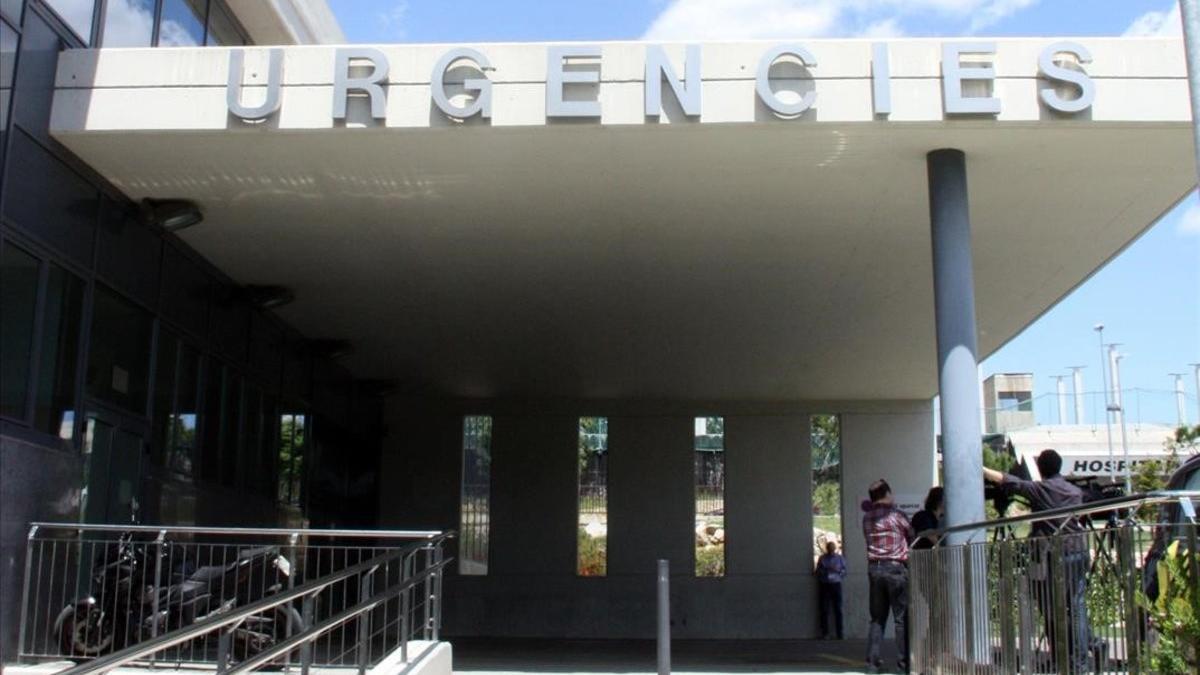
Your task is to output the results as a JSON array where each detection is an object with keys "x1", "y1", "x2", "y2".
[
  {"x1": 1190, "y1": 364, "x2": 1200, "y2": 424},
  {"x1": 1053, "y1": 375, "x2": 1068, "y2": 424},
  {"x1": 1069, "y1": 366, "x2": 1086, "y2": 424},
  {"x1": 1095, "y1": 325, "x2": 1116, "y2": 484},
  {"x1": 1171, "y1": 373, "x2": 1189, "y2": 426},
  {"x1": 1112, "y1": 350, "x2": 1132, "y2": 492}
]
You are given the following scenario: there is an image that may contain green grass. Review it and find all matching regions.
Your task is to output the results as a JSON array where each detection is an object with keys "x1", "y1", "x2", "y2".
[{"x1": 814, "y1": 514, "x2": 842, "y2": 536}]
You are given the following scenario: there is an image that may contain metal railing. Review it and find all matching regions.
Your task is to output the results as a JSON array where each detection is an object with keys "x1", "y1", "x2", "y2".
[
  {"x1": 910, "y1": 491, "x2": 1200, "y2": 675},
  {"x1": 17, "y1": 523, "x2": 453, "y2": 672}
]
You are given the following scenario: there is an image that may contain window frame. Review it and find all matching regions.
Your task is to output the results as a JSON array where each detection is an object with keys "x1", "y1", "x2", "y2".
[{"x1": 94, "y1": 0, "x2": 251, "y2": 48}]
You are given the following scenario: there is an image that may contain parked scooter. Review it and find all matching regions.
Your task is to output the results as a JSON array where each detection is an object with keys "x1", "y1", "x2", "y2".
[{"x1": 54, "y1": 532, "x2": 300, "y2": 661}]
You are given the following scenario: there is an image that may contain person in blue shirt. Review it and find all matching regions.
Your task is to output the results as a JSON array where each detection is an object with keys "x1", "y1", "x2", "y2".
[{"x1": 814, "y1": 540, "x2": 848, "y2": 640}]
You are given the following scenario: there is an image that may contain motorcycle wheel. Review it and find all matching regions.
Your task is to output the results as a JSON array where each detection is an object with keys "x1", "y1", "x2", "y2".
[{"x1": 56, "y1": 604, "x2": 116, "y2": 657}]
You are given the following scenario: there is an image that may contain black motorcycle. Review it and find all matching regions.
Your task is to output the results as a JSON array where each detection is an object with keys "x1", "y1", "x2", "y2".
[{"x1": 55, "y1": 533, "x2": 301, "y2": 661}]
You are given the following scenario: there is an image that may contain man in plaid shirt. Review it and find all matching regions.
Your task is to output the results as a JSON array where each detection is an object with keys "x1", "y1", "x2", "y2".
[{"x1": 862, "y1": 479, "x2": 915, "y2": 673}]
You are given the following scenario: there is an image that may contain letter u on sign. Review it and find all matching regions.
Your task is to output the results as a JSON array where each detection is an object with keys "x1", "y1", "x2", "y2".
[{"x1": 227, "y1": 49, "x2": 284, "y2": 121}]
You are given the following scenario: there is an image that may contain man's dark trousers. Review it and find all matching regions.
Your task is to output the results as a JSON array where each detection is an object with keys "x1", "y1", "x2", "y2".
[
  {"x1": 1035, "y1": 550, "x2": 1090, "y2": 672},
  {"x1": 866, "y1": 560, "x2": 909, "y2": 672},
  {"x1": 818, "y1": 581, "x2": 844, "y2": 639}
]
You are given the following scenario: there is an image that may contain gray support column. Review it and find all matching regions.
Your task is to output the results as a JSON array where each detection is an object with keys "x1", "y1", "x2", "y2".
[
  {"x1": 1179, "y1": 0, "x2": 1200, "y2": 186},
  {"x1": 928, "y1": 148, "x2": 989, "y2": 666},
  {"x1": 927, "y1": 149, "x2": 986, "y2": 540}
]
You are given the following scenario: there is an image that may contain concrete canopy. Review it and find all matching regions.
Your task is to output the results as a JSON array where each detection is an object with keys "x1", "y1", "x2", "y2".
[{"x1": 50, "y1": 39, "x2": 1195, "y2": 401}]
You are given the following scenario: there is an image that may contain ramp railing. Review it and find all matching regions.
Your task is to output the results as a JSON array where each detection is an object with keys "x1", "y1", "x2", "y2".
[
  {"x1": 17, "y1": 523, "x2": 453, "y2": 672},
  {"x1": 910, "y1": 491, "x2": 1199, "y2": 675}
]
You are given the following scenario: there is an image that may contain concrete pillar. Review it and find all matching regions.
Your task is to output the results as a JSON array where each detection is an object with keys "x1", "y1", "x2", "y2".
[
  {"x1": 928, "y1": 148, "x2": 989, "y2": 666},
  {"x1": 927, "y1": 149, "x2": 986, "y2": 538}
]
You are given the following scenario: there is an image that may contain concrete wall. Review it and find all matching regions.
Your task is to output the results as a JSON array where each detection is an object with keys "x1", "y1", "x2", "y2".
[
  {"x1": 379, "y1": 398, "x2": 935, "y2": 640},
  {"x1": 839, "y1": 404, "x2": 937, "y2": 638}
]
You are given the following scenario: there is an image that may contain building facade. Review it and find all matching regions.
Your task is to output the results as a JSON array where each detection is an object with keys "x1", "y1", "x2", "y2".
[{"x1": 1, "y1": 0, "x2": 1196, "y2": 657}]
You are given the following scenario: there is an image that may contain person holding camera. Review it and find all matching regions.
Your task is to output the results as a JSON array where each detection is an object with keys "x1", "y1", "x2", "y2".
[{"x1": 983, "y1": 449, "x2": 1090, "y2": 672}]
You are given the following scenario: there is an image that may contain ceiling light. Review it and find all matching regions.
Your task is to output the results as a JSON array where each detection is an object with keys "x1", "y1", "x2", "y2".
[{"x1": 142, "y1": 198, "x2": 203, "y2": 231}]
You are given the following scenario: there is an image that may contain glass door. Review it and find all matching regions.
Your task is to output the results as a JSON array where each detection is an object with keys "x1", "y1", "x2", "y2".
[{"x1": 80, "y1": 402, "x2": 148, "y2": 525}]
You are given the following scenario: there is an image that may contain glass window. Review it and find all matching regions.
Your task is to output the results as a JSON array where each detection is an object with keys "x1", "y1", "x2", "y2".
[
  {"x1": 205, "y1": 1, "x2": 243, "y2": 46},
  {"x1": 156, "y1": 0, "x2": 204, "y2": 46},
  {"x1": 2, "y1": 20, "x2": 16, "y2": 133},
  {"x1": 811, "y1": 414, "x2": 842, "y2": 561},
  {"x1": 1, "y1": 244, "x2": 39, "y2": 419},
  {"x1": 694, "y1": 416, "x2": 725, "y2": 577},
  {"x1": 151, "y1": 331, "x2": 199, "y2": 475},
  {"x1": 152, "y1": 332, "x2": 178, "y2": 465},
  {"x1": 200, "y1": 360, "x2": 222, "y2": 482},
  {"x1": 86, "y1": 286, "x2": 153, "y2": 414},
  {"x1": 33, "y1": 264, "x2": 83, "y2": 438},
  {"x1": 1, "y1": 0, "x2": 23, "y2": 25},
  {"x1": 219, "y1": 368, "x2": 242, "y2": 487},
  {"x1": 45, "y1": 0, "x2": 96, "y2": 43},
  {"x1": 278, "y1": 412, "x2": 306, "y2": 506},
  {"x1": 459, "y1": 415, "x2": 492, "y2": 575},
  {"x1": 171, "y1": 343, "x2": 199, "y2": 475},
  {"x1": 100, "y1": 0, "x2": 154, "y2": 47},
  {"x1": 242, "y1": 384, "x2": 263, "y2": 489},
  {"x1": 577, "y1": 417, "x2": 608, "y2": 576}
]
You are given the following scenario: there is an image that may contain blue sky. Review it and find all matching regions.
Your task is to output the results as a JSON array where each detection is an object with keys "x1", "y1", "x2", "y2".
[{"x1": 327, "y1": 0, "x2": 1200, "y2": 426}]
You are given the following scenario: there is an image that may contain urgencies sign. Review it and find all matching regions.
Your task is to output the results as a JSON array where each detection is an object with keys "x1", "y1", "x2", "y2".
[{"x1": 226, "y1": 41, "x2": 1095, "y2": 122}]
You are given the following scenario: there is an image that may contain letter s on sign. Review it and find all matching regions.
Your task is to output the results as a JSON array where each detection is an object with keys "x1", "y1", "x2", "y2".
[{"x1": 1039, "y1": 41, "x2": 1095, "y2": 114}]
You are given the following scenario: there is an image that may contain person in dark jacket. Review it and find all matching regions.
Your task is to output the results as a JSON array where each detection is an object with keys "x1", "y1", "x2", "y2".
[
  {"x1": 814, "y1": 540, "x2": 847, "y2": 639},
  {"x1": 984, "y1": 449, "x2": 1090, "y2": 673},
  {"x1": 911, "y1": 487, "x2": 944, "y2": 550}
]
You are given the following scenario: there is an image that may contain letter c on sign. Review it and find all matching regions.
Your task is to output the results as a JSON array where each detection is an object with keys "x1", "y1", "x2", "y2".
[
  {"x1": 432, "y1": 48, "x2": 493, "y2": 119},
  {"x1": 755, "y1": 44, "x2": 817, "y2": 118}
]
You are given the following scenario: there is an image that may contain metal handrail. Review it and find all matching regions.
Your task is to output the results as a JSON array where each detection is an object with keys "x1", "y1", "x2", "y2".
[
  {"x1": 230, "y1": 559, "x2": 450, "y2": 673},
  {"x1": 59, "y1": 533, "x2": 452, "y2": 675},
  {"x1": 27, "y1": 522, "x2": 449, "y2": 539},
  {"x1": 929, "y1": 490, "x2": 1200, "y2": 545}
]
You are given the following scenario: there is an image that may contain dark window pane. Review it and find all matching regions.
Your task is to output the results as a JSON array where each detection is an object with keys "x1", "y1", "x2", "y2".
[
  {"x1": 86, "y1": 286, "x2": 153, "y2": 414},
  {"x1": 33, "y1": 264, "x2": 84, "y2": 438},
  {"x1": 100, "y1": 0, "x2": 153, "y2": 47},
  {"x1": 242, "y1": 384, "x2": 262, "y2": 490},
  {"x1": 1, "y1": 1, "x2": 23, "y2": 25},
  {"x1": 97, "y1": 199, "x2": 161, "y2": 308},
  {"x1": 205, "y1": 1, "x2": 242, "y2": 46},
  {"x1": 45, "y1": 0, "x2": 95, "y2": 43},
  {"x1": 1, "y1": 244, "x2": 39, "y2": 419},
  {"x1": 220, "y1": 368, "x2": 241, "y2": 486},
  {"x1": 157, "y1": 0, "x2": 203, "y2": 47},
  {"x1": 1, "y1": 20, "x2": 16, "y2": 136},
  {"x1": 152, "y1": 331, "x2": 178, "y2": 465},
  {"x1": 200, "y1": 360, "x2": 222, "y2": 482},
  {"x1": 278, "y1": 412, "x2": 306, "y2": 505},
  {"x1": 160, "y1": 244, "x2": 209, "y2": 338},
  {"x1": 4, "y1": 133, "x2": 98, "y2": 267},
  {"x1": 173, "y1": 343, "x2": 199, "y2": 475}
]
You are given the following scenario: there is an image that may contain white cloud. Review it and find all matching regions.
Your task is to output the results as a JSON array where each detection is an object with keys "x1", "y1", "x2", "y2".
[
  {"x1": 100, "y1": 0, "x2": 155, "y2": 47},
  {"x1": 642, "y1": 0, "x2": 1041, "y2": 41},
  {"x1": 1123, "y1": 5, "x2": 1181, "y2": 37},
  {"x1": 1180, "y1": 200, "x2": 1200, "y2": 237},
  {"x1": 860, "y1": 17, "x2": 906, "y2": 39},
  {"x1": 967, "y1": 0, "x2": 1039, "y2": 33},
  {"x1": 377, "y1": 1, "x2": 410, "y2": 41}
]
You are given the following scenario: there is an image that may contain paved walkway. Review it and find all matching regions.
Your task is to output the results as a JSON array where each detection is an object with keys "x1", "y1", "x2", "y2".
[{"x1": 450, "y1": 638, "x2": 888, "y2": 674}]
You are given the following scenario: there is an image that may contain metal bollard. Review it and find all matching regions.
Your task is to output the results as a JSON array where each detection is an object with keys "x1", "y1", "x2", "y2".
[{"x1": 657, "y1": 559, "x2": 670, "y2": 675}]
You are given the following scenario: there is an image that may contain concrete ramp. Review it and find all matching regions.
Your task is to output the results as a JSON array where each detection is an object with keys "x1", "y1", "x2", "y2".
[{"x1": 4, "y1": 641, "x2": 452, "y2": 675}]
